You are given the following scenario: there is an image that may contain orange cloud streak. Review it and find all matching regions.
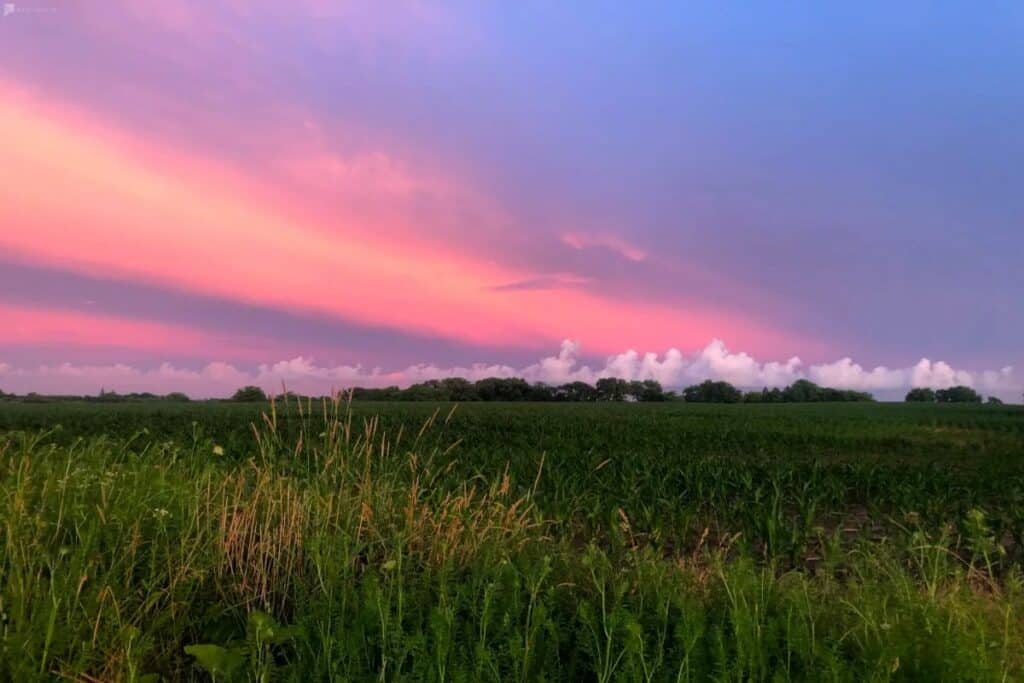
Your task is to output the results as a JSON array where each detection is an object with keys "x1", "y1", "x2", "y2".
[{"x1": 0, "y1": 84, "x2": 803, "y2": 357}]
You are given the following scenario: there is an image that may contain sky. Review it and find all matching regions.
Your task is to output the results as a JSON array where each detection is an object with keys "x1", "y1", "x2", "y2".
[{"x1": 0, "y1": 1, "x2": 1021, "y2": 399}]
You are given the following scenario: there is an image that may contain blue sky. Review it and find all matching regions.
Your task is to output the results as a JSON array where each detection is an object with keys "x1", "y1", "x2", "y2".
[{"x1": 0, "y1": 1, "x2": 1020, "y2": 396}]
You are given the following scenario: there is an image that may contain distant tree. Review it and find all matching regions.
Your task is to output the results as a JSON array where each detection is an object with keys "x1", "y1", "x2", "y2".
[
  {"x1": 352, "y1": 385, "x2": 401, "y2": 401},
  {"x1": 905, "y1": 388, "x2": 936, "y2": 403},
  {"x1": 441, "y1": 377, "x2": 478, "y2": 401},
  {"x1": 935, "y1": 386, "x2": 982, "y2": 403},
  {"x1": 624, "y1": 378, "x2": 640, "y2": 401},
  {"x1": 96, "y1": 389, "x2": 125, "y2": 403},
  {"x1": 402, "y1": 380, "x2": 450, "y2": 401},
  {"x1": 595, "y1": 377, "x2": 630, "y2": 401},
  {"x1": 819, "y1": 387, "x2": 874, "y2": 402},
  {"x1": 474, "y1": 377, "x2": 532, "y2": 401},
  {"x1": 782, "y1": 379, "x2": 820, "y2": 403},
  {"x1": 633, "y1": 380, "x2": 666, "y2": 402},
  {"x1": 557, "y1": 381, "x2": 598, "y2": 402},
  {"x1": 986, "y1": 396, "x2": 1004, "y2": 405},
  {"x1": 232, "y1": 385, "x2": 268, "y2": 402},
  {"x1": 528, "y1": 382, "x2": 556, "y2": 401},
  {"x1": 682, "y1": 380, "x2": 742, "y2": 403},
  {"x1": 743, "y1": 390, "x2": 763, "y2": 403},
  {"x1": 164, "y1": 392, "x2": 191, "y2": 402}
]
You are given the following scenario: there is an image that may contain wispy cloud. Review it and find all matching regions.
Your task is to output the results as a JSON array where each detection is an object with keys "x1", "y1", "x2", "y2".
[
  {"x1": 561, "y1": 232, "x2": 648, "y2": 263},
  {"x1": 488, "y1": 274, "x2": 592, "y2": 292}
]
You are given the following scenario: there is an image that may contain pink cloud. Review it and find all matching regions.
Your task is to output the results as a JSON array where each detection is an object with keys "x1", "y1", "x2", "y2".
[
  {"x1": 0, "y1": 304, "x2": 218, "y2": 355},
  {"x1": 0, "y1": 304, "x2": 343, "y2": 363},
  {"x1": 0, "y1": 84, "x2": 804, "y2": 359}
]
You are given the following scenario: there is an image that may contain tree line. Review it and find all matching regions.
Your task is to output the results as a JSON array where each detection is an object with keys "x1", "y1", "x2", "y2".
[
  {"x1": 231, "y1": 377, "x2": 875, "y2": 403},
  {"x1": 1, "y1": 380, "x2": 1008, "y2": 404},
  {"x1": 905, "y1": 386, "x2": 1004, "y2": 404},
  {"x1": 0, "y1": 388, "x2": 192, "y2": 404}
]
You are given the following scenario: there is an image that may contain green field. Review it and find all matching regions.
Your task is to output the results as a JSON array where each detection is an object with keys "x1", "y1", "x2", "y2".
[{"x1": 2, "y1": 400, "x2": 1023, "y2": 681}]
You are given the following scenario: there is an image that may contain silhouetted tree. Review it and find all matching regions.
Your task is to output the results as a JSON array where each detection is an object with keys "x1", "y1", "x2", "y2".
[
  {"x1": 352, "y1": 385, "x2": 401, "y2": 401},
  {"x1": 595, "y1": 377, "x2": 630, "y2": 401},
  {"x1": 231, "y1": 385, "x2": 268, "y2": 402},
  {"x1": 557, "y1": 381, "x2": 598, "y2": 402},
  {"x1": 683, "y1": 380, "x2": 742, "y2": 403},
  {"x1": 474, "y1": 377, "x2": 532, "y2": 401},
  {"x1": 905, "y1": 388, "x2": 936, "y2": 402},
  {"x1": 633, "y1": 380, "x2": 667, "y2": 401},
  {"x1": 402, "y1": 380, "x2": 450, "y2": 401},
  {"x1": 783, "y1": 379, "x2": 820, "y2": 402},
  {"x1": 935, "y1": 386, "x2": 982, "y2": 403},
  {"x1": 95, "y1": 389, "x2": 126, "y2": 403},
  {"x1": 528, "y1": 383, "x2": 556, "y2": 401},
  {"x1": 441, "y1": 377, "x2": 478, "y2": 401}
]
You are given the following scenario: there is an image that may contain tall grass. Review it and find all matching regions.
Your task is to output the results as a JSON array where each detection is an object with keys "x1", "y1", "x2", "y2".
[{"x1": 0, "y1": 397, "x2": 1021, "y2": 680}]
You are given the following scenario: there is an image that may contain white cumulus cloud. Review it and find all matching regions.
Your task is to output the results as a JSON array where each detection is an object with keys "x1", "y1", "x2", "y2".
[{"x1": 0, "y1": 340, "x2": 1019, "y2": 401}]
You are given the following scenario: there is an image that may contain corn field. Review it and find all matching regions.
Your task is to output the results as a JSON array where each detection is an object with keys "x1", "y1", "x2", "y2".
[{"x1": 1, "y1": 398, "x2": 1023, "y2": 680}]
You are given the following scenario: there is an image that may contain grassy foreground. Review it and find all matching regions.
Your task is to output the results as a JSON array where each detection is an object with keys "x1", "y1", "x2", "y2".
[{"x1": 1, "y1": 400, "x2": 1023, "y2": 681}]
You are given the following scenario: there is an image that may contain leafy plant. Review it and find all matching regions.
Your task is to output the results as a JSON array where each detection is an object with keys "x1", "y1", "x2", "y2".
[{"x1": 185, "y1": 611, "x2": 299, "y2": 682}]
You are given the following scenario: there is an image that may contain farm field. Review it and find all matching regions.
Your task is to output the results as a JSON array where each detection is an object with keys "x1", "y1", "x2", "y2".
[{"x1": 2, "y1": 400, "x2": 1024, "y2": 681}]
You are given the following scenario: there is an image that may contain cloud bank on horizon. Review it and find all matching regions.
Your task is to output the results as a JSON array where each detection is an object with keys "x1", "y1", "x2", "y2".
[
  {"x1": 0, "y1": 2, "x2": 1021, "y2": 392},
  {"x1": 0, "y1": 340, "x2": 1018, "y2": 401}
]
